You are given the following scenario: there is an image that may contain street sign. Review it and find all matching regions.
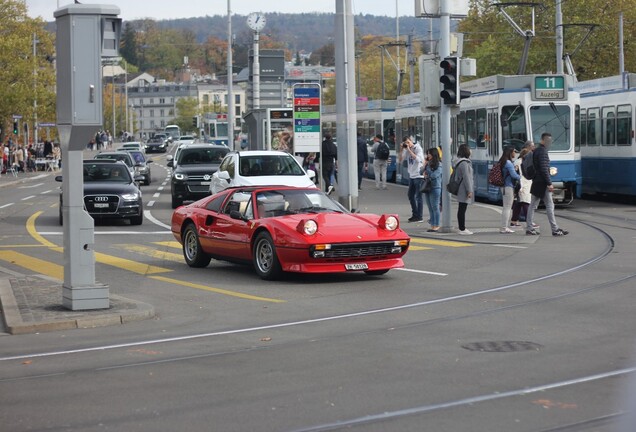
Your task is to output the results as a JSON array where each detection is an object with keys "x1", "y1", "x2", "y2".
[
  {"x1": 293, "y1": 84, "x2": 321, "y2": 153},
  {"x1": 12, "y1": 114, "x2": 22, "y2": 119},
  {"x1": 532, "y1": 76, "x2": 566, "y2": 100}
]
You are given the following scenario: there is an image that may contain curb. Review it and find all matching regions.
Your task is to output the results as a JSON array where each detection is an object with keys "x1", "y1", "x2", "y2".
[{"x1": 0, "y1": 277, "x2": 155, "y2": 335}]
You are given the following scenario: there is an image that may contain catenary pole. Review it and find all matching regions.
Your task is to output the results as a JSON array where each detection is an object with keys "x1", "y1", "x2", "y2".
[
  {"x1": 227, "y1": 0, "x2": 235, "y2": 149},
  {"x1": 440, "y1": 0, "x2": 452, "y2": 232}
]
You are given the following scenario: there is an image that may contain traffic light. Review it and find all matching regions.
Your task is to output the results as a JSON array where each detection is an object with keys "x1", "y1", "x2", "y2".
[
  {"x1": 192, "y1": 116, "x2": 198, "y2": 128},
  {"x1": 24, "y1": 122, "x2": 28, "y2": 133},
  {"x1": 440, "y1": 56, "x2": 460, "y2": 105},
  {"x1": 13, "y1": 121, "x2": 18, "y2": 134}
]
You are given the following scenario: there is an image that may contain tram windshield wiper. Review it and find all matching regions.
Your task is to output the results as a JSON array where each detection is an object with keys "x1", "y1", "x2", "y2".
[{"x1": 549, "y1": 102, "x2": 569, "y2": 130}]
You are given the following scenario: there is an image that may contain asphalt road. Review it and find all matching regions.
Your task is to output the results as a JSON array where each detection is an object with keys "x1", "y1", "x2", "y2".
[{"x1": 1, "y1": 148, "x2": 635, "y2": 431}]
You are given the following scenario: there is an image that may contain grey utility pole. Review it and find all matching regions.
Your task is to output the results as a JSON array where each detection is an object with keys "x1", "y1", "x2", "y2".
[
  {"x1": 335, "y1": 0, "x2": 358, "y2": 211},
  {"x1": 227, "y1": 1, "x2": 234, "y2": 149},
  {"x1": 439, "y1": 0, "x2": 453, "y2": 232},
  {"x1": 55, "y1": 3, "x2": 121, "y2": 310}
]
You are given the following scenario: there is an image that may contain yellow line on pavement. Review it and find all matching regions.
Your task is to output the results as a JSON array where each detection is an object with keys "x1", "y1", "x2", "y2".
[
  {"x1": 113, "y1": 244, "x2": 183, "y2": 262},
  {"x1": 152, "y1": 241, "x2": 182, "y2": 249},
  {"x1": 408, "y1": 245, "x2": 433, "y2": 251},
  {"x1": 94, "y1": 252, "x2": 172, "y2": 275},
  {"x1": 149, "y1": 275, "x2": 286, "y2": 303},
  {"x1": 0, "y1": 250, "x2": 63, "y2": 281},
  {"x1": 409, "y1": 238, "x2": 472, "y2": 248},
  {"x1": 26, "y1": 211, "x2": 57, "y2": 248}
]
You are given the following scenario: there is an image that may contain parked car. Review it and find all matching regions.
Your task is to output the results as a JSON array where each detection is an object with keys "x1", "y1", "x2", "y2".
[
  {"x1": 94, "y1": 151, "x2": 136, "y2": 179},
  {"x1": 127, "y1": 150, "x2": 153, "y2": 186},
  {"x1": 168, "y1": 144, "x2": 230, "y2": 208},
  {"x1": 145, "y1": 134, "x2": 168, "y2": 153},
  {"x1": 171, "y1": 185, "x2": 410, "y2": 280},
  {"x1": 210, "y1": 150, "x2": 317, "y2": 194},
  {"x1": 56, "y1": 160, "x2": 144, "y2": 225}
]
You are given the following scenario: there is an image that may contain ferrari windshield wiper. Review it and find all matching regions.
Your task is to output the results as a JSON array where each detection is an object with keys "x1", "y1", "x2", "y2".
[{"x1": 295, "y1": 206, "x2": 342, "y2": 214}]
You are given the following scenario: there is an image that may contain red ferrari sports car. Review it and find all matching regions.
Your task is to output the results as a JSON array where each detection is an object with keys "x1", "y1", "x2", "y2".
[{"x1": 171, "y1": 186, "x2": 410, "y2": 280}]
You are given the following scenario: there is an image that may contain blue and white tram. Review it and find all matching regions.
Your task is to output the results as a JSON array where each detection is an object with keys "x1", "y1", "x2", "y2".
[
  {"x1": 456, "y1": 74, "x2": 582, "y2": 203},
  {"x1": 322, "y1": 99, "x2": 398, "y2": 182},
  {"x1": 576, "y1": 73, "x2": 636, "y2": 197},
  {"x1": 202, "y1": 113, "x2": 230, "y2": 146}
]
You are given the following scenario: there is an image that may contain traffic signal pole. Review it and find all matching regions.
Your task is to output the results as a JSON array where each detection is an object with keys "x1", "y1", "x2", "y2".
[{"x1": 439, "y1": 0, "x2": 452, "y2": 232}]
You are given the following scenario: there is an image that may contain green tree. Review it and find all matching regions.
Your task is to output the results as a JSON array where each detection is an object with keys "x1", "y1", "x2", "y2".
[
  {"x1": 174, "y1": 97, "x2": 200, "y2": 133},
  {"x1": 458, "y1": 0, "x2": 636, "y2": 80},
  {"x1": 0, "y1": 0, "x2": 56, "y2": 144}
]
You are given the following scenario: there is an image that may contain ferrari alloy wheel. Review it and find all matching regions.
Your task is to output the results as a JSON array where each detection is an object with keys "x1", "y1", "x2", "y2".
[
  {"x1": 183, "y1": 223, "x2": 211, "y2": 268},
  {"x1": 253, "y1": 232, "x2": 282, "y2": 280}
]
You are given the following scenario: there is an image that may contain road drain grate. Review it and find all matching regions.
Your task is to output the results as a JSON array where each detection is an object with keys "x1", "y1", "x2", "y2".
[{"x1": 461, "y1": 341, "x2": 543, "y2": 352}]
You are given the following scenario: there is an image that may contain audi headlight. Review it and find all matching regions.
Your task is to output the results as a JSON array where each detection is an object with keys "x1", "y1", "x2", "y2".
[
  {"x1": 174, "y1": 172, "x2": 187, "y2": 181},
  {"x1": 121, "y1": 192, "x2": 140, "y2": 201}
]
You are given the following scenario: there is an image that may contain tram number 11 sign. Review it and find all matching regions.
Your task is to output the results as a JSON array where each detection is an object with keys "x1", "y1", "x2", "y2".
[
  {"x1": 293, "y1": 85, "x2": 321, "y2": 153},
  {"x1": 532, "y1": 76, "x2": 566, "y2": 100}
]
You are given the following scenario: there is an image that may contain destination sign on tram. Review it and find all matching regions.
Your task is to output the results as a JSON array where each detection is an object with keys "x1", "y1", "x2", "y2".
[{"x1": 532, "y1": 76, "x2": 566, "y2": 100}]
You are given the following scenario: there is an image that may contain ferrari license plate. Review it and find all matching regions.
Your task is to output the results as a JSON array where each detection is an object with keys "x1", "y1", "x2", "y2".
[{"x1": 345, "y1": 263, "x2": 368, "y2": 271}]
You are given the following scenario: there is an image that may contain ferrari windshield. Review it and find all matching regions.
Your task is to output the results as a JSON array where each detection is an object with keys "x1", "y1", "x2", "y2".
[{"x1": 255, "y1": 189, "x2": 345, "y2": 218}]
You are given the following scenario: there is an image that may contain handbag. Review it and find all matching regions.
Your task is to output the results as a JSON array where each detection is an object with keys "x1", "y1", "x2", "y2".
[{"x1": 420, "y1": 178, "x2": 432, "y2": 193}]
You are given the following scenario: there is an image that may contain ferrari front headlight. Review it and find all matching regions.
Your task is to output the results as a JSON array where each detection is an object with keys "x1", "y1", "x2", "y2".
[{"x1": 384, "y1": 215, "x2": 398, "y2": 231}]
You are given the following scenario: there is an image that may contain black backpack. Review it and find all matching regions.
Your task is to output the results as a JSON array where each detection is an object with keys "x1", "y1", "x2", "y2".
[
  {"x1": 375, "y1": 142, "x2": 390, "y2": 160},
  {"x1": 521, "y1": 151, "x2": 536, "y2": 180}
]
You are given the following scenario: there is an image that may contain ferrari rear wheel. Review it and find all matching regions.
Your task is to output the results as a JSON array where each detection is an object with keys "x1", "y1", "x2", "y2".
[
  {"x1": 364, "y1": 269, "x2": 390, "y2": 276},
  {"x1": 253, "y1": 232, "x2": 282, "y2": 280},
  {"x1": 183, "y1": 223, "x2": 211, "y2": 268}
]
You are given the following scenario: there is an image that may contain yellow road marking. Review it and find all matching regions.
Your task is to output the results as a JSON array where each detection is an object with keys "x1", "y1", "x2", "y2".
[
  {"x1": 94, "y1": 252, "x2": 172, "y2": 275},
  {"x1": 0, "y1": 244, "x2": 49, "y2": 249},
  {"x1": 26, "y1": 211, "x2": 57, "y2": 248},
  {"x1": 408, "y1": 245, "x2": 433, "y2": 251},
  {"x1": 0, "y1": 250, "x2": 63, "y2": 281},
  {"x1": 113, "y1": 244, "x2": 183, "y2": 263},
  {"x1": 410, "y1": 237, "x2": 472, "y2": 248},
  {"x1": 152, "y1": 241, "x2": 182, "y2": 249},
  {"x1": 150, "y1": 275, "x2": 285, "y2": 303}
]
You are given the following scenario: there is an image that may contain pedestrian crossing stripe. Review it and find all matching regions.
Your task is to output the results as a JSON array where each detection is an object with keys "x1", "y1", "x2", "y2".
[
  {"x1": 0, "y1": 250, "x2": 63, "y2": 281},
  {"x1": 113, "y1": 244, "x2": 183, "y2": 262}
]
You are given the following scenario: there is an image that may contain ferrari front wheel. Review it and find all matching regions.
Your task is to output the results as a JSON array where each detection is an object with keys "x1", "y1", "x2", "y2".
[
  {"x1": 253, "y1": 232, "x2": 282, "y2": 280},
  {"x1": 183, "y1": 223, "x2": 211, "y2": 268}
]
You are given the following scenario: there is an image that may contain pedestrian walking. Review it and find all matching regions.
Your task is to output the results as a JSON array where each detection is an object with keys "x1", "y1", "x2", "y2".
[
  {"x1": 454, "y1": 144, "x2": 475, "y2": 235},
  {"x1": 356, "y1": 131, "x2": 368, "y2": 190},
  {"x1": 321, "y1": 134, "x2": 338, "y2": 195},
  {"x1": 511, "y1": 146, "x2": 537, "y2": 228},
  {"x1": 370, "y1": 134, "x2": 390, "y2": 189},
  {"x1": 526, "y1": 132, "x2": 569, "y2": 236}
]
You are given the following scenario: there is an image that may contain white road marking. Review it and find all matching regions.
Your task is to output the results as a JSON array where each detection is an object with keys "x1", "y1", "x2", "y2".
[
  {"x1": 145, "y1": 210, "x2": 171, "y2": 229},
  {"x1": 147, "y1": 200, "x2": 155, "y2": 207},
  {"x1": 395, "y1": 268, "x2": 447, "y2": 276},
  {"x1": 0, "y1": 203, "x2": 14, "y2": 209},
  {"x1": 21, "y1": 195, "x2": 36, "y2": 201}
]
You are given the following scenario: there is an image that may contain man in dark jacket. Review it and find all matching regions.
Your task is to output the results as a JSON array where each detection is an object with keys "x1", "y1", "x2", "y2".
[
  {"x1": 525, "y1": 132, "x2": 568, "y2": 236},
  {"x1": 321, "y1": 134, "x2": 337, "y2": 195},
  {"x1": 356, "y1": 131, "x2": 369, "y2": 190}
]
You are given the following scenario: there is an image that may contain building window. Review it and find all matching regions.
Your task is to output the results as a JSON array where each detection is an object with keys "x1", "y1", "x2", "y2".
[
  {"x1": 150, "y1": 109, "x2": 154, "y2": 117},
  {"x1": 159, "y1": 98, "x2": 165, "y2": 104},
  {"x1": 203, "y1": 94, "x2": 209, "y2": 104},
  {"x1": 235, "y1": 94, "x2": 241, "y2": 104},
  {"x1": 169, "y1": 109, "x2": 174, "y2": 116},
  {"x1": 161, "y1": 120, "x2": 166, "y2": 128},
  {"x1": 150, "y1": 120, "x2": 156, "y2": 129},
  {"x1": 160, "y1": 109, "x2": 165, "y2": 117}
]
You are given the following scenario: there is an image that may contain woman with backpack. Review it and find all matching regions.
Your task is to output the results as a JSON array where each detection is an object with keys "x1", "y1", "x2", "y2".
[{"x1": 499, "y1": 146, "x2": 521, "y2": 234}]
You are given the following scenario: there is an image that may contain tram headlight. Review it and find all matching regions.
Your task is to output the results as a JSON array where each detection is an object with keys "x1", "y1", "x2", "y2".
[{"x1": 550, "y1": 167, "x2": 558, "y2": 176}]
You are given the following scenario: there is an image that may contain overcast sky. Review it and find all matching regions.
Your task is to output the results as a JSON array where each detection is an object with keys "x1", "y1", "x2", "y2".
[{"x1": 25, "y1": 0, "x2": 417, "y2": 21}]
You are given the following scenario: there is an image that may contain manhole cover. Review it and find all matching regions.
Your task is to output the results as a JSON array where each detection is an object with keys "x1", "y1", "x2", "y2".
[{"x1": 461, "y1": 341, "x2": 543, "y2": 352}]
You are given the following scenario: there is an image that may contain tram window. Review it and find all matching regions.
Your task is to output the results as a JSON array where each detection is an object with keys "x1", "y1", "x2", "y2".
[
  {"x1": 501, "y1": 105, "x2": 527, "y2": 150},
  {"x1": 457, "y1": 111, "x2": 466, "y2": 147},
  {"x1": 617, "y1": 104, "x2": 632, "y2": 146},
  {"x1": 580, "y1": 110, "x2": 587, "y2": 146},
  {"x1": 587, "y1": 108, "x2": 600, "y2": 146},
  {"x1": 466, "y1": 110, "x2": 477, "y2": 148},
  {"x1": 575, "y1": 105, "x2": 581, "y2": 152},
  {"x1": 476, "y1": 109, "x2": 487, "y2": 148},
  {"x1": 530, "y1": 105, "x2": 570, "y2": 151},
  {"x1": 602, "y1": 106, "x2": 616, "y2": 146}
]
